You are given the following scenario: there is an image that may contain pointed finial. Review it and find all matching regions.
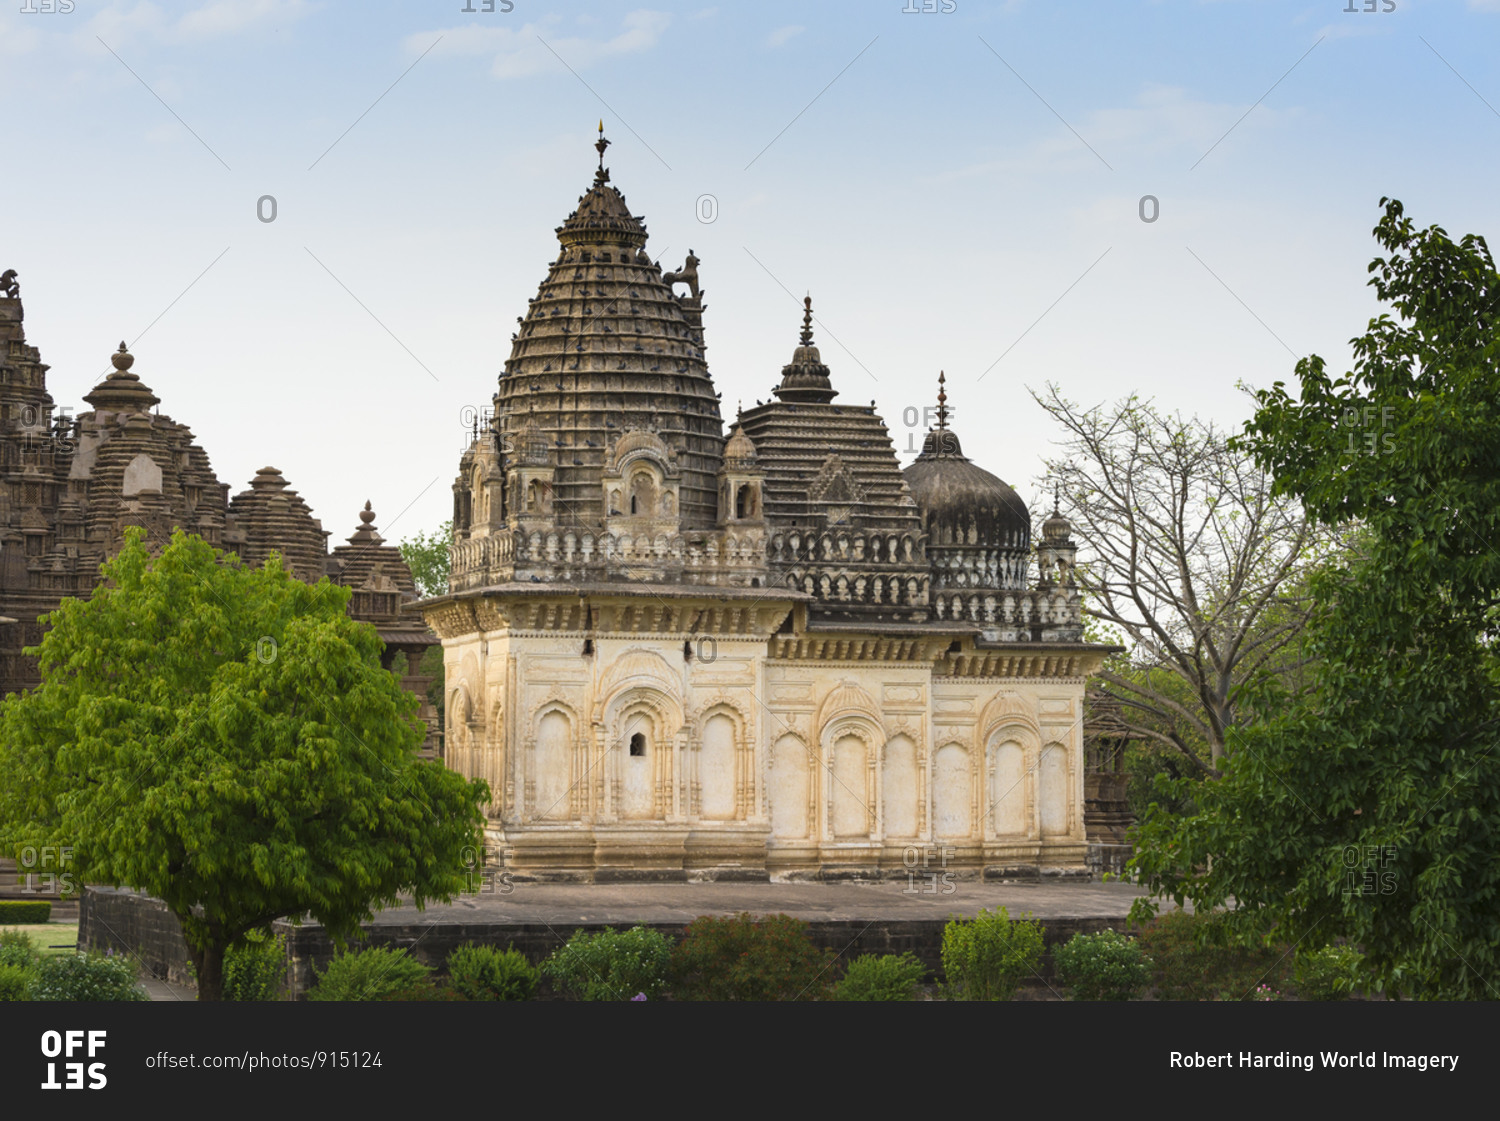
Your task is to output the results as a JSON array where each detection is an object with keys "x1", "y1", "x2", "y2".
[
  {"x1": 799, "y1": 294, "x2": 814, "y2": 346},
  {"x1": 1052, "y1": 482, "x2": 1061, "y2": 517},
  {"x1": 594, "y1": 122, "x2": 611, "y2": 180},
  {"x1": 936, "y1": 370, "x2": 948, "y2": 431}
]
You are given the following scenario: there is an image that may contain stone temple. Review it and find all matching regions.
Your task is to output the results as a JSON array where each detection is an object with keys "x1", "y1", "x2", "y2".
[
  {"x1": 424, "y1": 130, "x2": 1112, "y2": 880},
  {"x1": 0, "y1": 276, "x2": 439, "y2": 754}
]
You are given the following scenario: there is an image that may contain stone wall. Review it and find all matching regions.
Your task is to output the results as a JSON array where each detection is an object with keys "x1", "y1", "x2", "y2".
[
  {"x1": 79, "y1": 888, "x2": 196, "y2": 988},
  {"x1": 273, "y1": 912, "x2": 1117, "y2": 998}
]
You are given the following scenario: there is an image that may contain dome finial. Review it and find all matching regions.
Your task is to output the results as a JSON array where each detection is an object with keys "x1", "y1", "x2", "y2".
[
  {"x1": 594, "y1": 121, "x2": 611, "y2": 184},
  {"x1": 936, "y1": 370, "x2": 948, "y2": 431},
  {"x1": 800, "y1": 293, "x2": 814, "y2": 346}
]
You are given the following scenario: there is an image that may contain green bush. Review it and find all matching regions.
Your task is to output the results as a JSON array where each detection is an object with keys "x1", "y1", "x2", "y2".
[
  {"x1": 27, "y1": 952, "x2": 148, "y2": 1001},
  {"x1": 1135, "y1": 910, "x2": 1292, "y2": 1001},
  {"x1": 447, "y1": 943, "x2": 538, "y2": 1001},
  {"x1": 833, "y1": 953, "x2": 926, "y2": 1001},
  {"x1": 0, "y1": 901, "x2": 51, "y2": 924},
  {"x1": 223, "y1": 929, "x2": 286, "y2": 1002},
  {"x1": 0, "y1": 928, "x2": 41, "y2": 969},
  {"x1": 1053, "y1": 929, "x2": 1152, "y2": 1001},
  {"x1": 941, "y1": 907, "x2": 1045, "y2": 1001},
  {"x1": 671, "y1": 913, "x2": 834, "y2": 1001},
  {"x1": 545, "y1": 926, "x2": 674, "y2": 1001},
  {"x1": 0, "y1": 962, "x2": 32, "y2": 1001},
  {"x1": 306, "y1": 946, "x2": 432, "y2": 1002},
  {"x1": 1294, "y1": 945, "x2": 1363, "y2": 1001}
]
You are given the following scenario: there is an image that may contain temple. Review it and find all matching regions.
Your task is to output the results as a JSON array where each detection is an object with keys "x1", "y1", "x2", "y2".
[
  {"x1": 423, "y1": 129, "x2": 1113, "y2": 880},
  {"x1": 0, "y1": 284, "x2": 440, "y2": 754}
]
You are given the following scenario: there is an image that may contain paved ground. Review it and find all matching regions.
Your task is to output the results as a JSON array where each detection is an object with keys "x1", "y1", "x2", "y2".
[{"x1": 360, "y1": 877, "x2": 1163, "y2": 926}]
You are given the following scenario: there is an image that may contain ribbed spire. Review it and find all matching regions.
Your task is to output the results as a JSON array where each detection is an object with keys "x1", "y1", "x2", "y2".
[{"x1": 936, "y1": 370, "x2": 948, "y2": 431}]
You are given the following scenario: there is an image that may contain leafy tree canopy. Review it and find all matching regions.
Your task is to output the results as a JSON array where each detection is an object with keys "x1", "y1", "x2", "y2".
[
  {"x1": 0, "y1": 528, "x2": 488, "y2": 999},
  {"x1": 399, "y1": 521, "x2": 452, "y2": 600},
  {"x1": 1128, "y1": 199, "x2": 1500, "y2": 999}
]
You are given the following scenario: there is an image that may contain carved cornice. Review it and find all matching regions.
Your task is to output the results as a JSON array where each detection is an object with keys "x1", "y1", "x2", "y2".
[{"x1": 769, "y1": 634, "x2": 951, "y2": 663}]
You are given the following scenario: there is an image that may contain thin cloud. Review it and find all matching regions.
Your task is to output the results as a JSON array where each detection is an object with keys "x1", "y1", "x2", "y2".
[
  {"x1": 767, "y1": 24, "x2": 804, "y2": 48},
  {"x1": 406, "y1": 9, "x2": 670, "y2": 81}
]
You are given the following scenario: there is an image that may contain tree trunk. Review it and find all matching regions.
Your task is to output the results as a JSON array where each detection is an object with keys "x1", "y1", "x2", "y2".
[
  {"x1": 180, "y1": 918, "x2": 228, "y2": 1001},
  {"x1": 187, "y1": 941, "x2": 227, "y2": 1001}
]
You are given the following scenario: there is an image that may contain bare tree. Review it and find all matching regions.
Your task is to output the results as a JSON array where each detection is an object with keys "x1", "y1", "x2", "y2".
[{"x1": 1033, "y1": 385, "x2": 1327, "y2": 775}]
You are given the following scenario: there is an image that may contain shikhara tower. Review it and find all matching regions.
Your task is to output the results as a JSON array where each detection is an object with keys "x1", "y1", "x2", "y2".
[{"x1": 426, "y1": 130, "x2": 1109, "y2": 879}]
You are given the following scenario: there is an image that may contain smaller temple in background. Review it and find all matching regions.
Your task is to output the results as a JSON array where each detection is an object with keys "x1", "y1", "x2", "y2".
[
  {"x1": 0, "y1": 274, "x2": 439, "y2": 753},
  {"x1": 1082, "y1": 688, "x2": 1139, "y2": 875}
]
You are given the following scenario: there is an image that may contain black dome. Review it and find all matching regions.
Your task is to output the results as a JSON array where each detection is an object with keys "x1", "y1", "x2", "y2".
[{"x1": 903, "y1": 428, "x2": 1030, "y2": 551}]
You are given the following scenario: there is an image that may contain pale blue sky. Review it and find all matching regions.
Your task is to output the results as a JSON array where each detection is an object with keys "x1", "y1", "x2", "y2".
[{"x1": 3, "y1": 0, "x2": 1497, "y2": 543}]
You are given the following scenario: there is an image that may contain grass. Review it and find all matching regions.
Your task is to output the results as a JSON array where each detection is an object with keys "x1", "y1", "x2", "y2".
[{"x1": 1, "y1": 923, "x2": 79, "y2": 957}]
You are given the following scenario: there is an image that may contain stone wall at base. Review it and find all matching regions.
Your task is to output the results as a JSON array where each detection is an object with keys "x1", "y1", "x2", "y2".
[
  {"x1": 79, "y1": 887, "x2": 196, "y2": 988},
  {"x1": 273, "y1": 913, "x2": 1120, "y2": 998},
  {"x1": 80, "y1": 884, "x2": 1128, "y2": 999}
]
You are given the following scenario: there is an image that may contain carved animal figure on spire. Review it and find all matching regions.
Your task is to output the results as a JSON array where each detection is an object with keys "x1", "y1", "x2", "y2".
[
  {"x1": 663, "y1": 251, "x2": 700, "y2": 300},
  {"x1": 0, "y1": 271, "x2": 17, "y2": 299}
]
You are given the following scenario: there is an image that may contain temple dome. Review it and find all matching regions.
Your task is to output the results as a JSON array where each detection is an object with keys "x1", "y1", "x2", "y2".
[
  {"x1": 771, "y1": 296, "x2": 836, "y2": 404},
  {"x1": 723, "y1": 424, "x2": 757, "y2": 467},
  {"x1": 902, "y1": 375, "x2": 1029, "y2": 552}
]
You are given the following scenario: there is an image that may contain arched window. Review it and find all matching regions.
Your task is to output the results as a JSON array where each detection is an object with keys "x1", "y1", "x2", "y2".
[
  {"x1": 629, "y1": 470, "x2": 657, "y2": 517},
  {"x1": 629, "y1": 732, "x2": 646, "y2": 757}
]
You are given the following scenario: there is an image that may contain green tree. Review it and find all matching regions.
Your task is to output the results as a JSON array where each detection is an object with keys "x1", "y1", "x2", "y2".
[
  {"x1": 399, "y1": 521, "x2": 452, "y2": 600},
  {"x1": 0, "y1": 529, "x2": 489, "y2": 1001},
  {"x1": 1129, "y1": 199, "x2": 1500, "y2": 999}
]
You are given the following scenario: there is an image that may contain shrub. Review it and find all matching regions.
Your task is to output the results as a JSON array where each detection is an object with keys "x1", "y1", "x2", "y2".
[
  {"x1": 1294, "y1": 945, "x2": 1363, "y2": 1001},
  {"x1": 27, "y1": 952, "x2": 148, "y2": 1001},
  {"x1": 545, "y1": 926, "x2": 674, "y2": 1001},
  {"x1": 0, "y1": 928, "x2": 41, "y2": 969},
  {"x1": 0, "y1": 962, "x2": 32, "y2": 1001},
  {"x1": 834, "y1": 953, "x2": 926, "y2": 1001},
  {"x1": 306, "y1": 946, "x2": 431, "y2": 1002},
  {"x1": 1053, "y1": 929, "x2": 1152, "y2": 1001},
  {"x1": 671, "y1": 913, "x2": 834, "y2": 1001},
  {"x1": 1135, "y1": 910, "x2": 1292, "y2": 1001},
  {"x1": 447, "y1": 943, "x2": 538, "y2": 1002},
  {"x1": 941, "y1": 907, "x2": 1045, "y2": 1001},
  {"x1": 0, "y1": 901, "x2": 51, "y2": 924},
  {"x1": 222, "y1": 929, "x2": 286, "y2": 1002}
]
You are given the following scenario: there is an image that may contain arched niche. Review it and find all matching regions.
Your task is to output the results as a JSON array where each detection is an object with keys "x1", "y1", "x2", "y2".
[
  {"x1": 1040, "y1": 744, "x2": 1070, "y2": 836},
  {"x1": 768, "y1": 734, "x2": 809, "y2": 839},
  {"x1": 933, "y1": 742, "x2": 972, "y2": 839},
  {"x1": 831, "y1": 731, "x2": 869, "y2": 837},
  {"x1": 990, "y1": 739, "x2": 1029, "y2": 837},
  {"x1": 882, "y1": 734, "x2": 918, "y2": 839},
  {"x1": 699, "y1": 711, "x2": 738, "y2": 820},
  {"x1": 616, "y1": 705, "x2": 663, "y2": 821},
  {"x1": 534, "y1": 707, "x2": 574, "y2": 821}
]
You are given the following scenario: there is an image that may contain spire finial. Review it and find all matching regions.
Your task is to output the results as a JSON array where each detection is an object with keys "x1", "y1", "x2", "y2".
[
  {"x1": 594, "y1": 121, "x2": 611, "y2": 181},
  {"x1": 1052, "y1": 482, "x2": 1061, "y2": 517},
  {"x1": 936, "y1": 370, "x2": 948, "y2": 431},
  {"x1": 799, "y1": 293, "x2": 814, "y2": 346}
]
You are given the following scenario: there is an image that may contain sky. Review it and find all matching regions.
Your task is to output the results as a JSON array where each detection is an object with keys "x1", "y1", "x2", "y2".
[{"x1": 3, "y1": 0, "x2": 1497, "y2": 545}]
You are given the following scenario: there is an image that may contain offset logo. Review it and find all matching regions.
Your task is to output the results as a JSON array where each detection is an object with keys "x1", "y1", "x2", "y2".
[{"x1": 40, "y1": 1030, "x2": 106, "y2": 1090}]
